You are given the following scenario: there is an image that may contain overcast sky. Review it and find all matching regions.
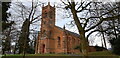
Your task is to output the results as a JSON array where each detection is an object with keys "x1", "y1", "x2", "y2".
[{"x1": 8, "y1": 0, "x2": 114, "y2": 49}]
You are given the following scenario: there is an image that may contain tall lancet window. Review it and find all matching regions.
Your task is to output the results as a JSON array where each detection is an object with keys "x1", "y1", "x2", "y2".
[{"x1": 57, "y1": 36, "x2": 61, "y2": 47}]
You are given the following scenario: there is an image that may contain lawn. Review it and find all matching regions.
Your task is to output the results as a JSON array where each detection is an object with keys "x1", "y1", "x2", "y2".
[
  {"x1": 88, "y1": 51, "x2": 116, "y2": 56},
  {"x1": 88, "y1": 51, "x2": 119, "y2": 58},
  {"x1": 4, "y1": 53, "x2": 70, "y2": 56},
  {"x1": 2, "y1": 51, "x2": 120, "y2": 58}
]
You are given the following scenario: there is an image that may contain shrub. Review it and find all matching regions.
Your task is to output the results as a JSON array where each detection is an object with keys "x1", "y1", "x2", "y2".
[{"x1": 110, "y1": 35, "x2": 120, "y2": 55}]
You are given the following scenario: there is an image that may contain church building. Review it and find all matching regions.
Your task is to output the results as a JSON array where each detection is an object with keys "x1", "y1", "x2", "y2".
[
  {"x1": 35, "y1": 3, "x2": 81, "y2": 54},
  {"x1": 35, "y1": 3, "x2": 102, "y2": 54}
]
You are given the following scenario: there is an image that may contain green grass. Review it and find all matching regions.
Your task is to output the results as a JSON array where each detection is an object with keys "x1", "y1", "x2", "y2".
[
  {"x1": 2, "y1": 51, "x2": 118, "y2": 56},
  {"x1": 3, "y1": 53, "x2": 70, "y2": 56},
  {"x1": 88, "y1": 51, "x2": 115, "y2": 56},
  {"x1": 88, "y1": 51, "x2": 119, "y2": 58},
  {"x1": 2, "y1": 51, "x2": 120, "y2": 58},
  {"x1": 4, "y1": 54, "x2": 23, "y2": 56},
  {"x1": 2, "y1": 54, "x2": 70, "y2": 58}
]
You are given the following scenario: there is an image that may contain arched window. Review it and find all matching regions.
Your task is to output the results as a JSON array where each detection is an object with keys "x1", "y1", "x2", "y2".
[
  {"x1": 49, "y1": 11, "x2": 53, "y2": 19},
  {"x1": 43, "y1": 30, "x2": 45, "y2": 33},
  {"x1": 49, "y1": 31, "x2": 51, "y2": 35},
  {"x1": 57, "y1": 36, "x2": 60, "y2": 47},
  {"x1": 43, "y1": 11, "x2": 47, "y2": 18},
  {"x1": 43, "y1": 21, "x2": 46, "y2": 24},
  {"x1": 42, "y1": 30, "x2": 46, "y2": 37},
  {"x1": 74, "y1": 39, "x2": 75, "y2": 43}
]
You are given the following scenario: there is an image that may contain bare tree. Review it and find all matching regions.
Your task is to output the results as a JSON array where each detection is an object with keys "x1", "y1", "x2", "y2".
[
  {"x1": 9, "y1": 0, "x2": 42, "y2": 54},
  {"x1": 61, "y1": 0, "x2": 120, "y2": 56}
]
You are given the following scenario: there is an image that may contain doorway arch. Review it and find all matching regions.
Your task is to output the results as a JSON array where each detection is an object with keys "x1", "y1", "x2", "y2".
[{"x1": 42, "y1": 44, "x2": 45, "y2": 53}]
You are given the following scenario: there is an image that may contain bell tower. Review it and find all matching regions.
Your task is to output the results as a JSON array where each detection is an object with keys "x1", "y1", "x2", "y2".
[
  {"x1": 35, "y1": 3, "x2": 56, "y2": 54},
  {"x1": 41, "y1": 3, "x2": 55, "y2": 39}
]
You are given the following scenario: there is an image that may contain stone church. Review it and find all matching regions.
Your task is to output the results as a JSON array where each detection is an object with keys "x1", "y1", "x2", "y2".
[
  {"x1": 35, "y1": 3, "x2": 103, "y2": 54},
  {"x1": 35, "y1": 3, "x2": 81, "y2": 54}
]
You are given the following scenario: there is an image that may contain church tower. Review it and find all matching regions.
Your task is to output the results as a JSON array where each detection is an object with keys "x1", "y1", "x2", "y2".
[
  {"x1": 41, "y1": 2, "x2": 55, "y2": 39},
  {"x1": 36, "y1": 2, "x2": 56, "y2": 54}
]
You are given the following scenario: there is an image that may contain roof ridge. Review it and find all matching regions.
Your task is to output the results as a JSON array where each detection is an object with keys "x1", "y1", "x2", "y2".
[{"x1": 55, "y1": 26, "x2": 80, "y2": 37}]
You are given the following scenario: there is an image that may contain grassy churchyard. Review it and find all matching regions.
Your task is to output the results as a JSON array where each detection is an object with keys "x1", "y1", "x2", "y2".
[{"x1": 2, "y1": 51, "x2": 120, "y2": 58}]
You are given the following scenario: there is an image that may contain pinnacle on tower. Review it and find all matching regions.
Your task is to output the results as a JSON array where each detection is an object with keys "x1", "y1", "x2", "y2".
[
  {"x1": 54, "y1": 3, "x2": 55, "y2": 7},
  {"x1": 42, "y1": 3, "x2": 44, "y2": 7},
  {"x1": 48, "y1": 2, "x2": 50, "y2": 5},
  {"x1": 63, "y1": 25, "x2": 66, "y2": 30}
]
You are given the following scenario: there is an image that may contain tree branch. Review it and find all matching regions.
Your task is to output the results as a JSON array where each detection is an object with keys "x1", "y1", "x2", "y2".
[
  {"x1": 31, "y1": 9, "x2": 36, "y2": 22},
  {"x1": 100, "y1": 7, "x2": 119, "y2": 17},
  {"x1": 30, "y1": 15, "x2": 41, "y2": 23},
  {"x1": 85, "y1": 14, "x2": 120, "y2": 32},
  {"x1": 77, "y1": 1, "x2": 85, "y2": 10},
  {"x1": 28, "y1": 0, "x2": 34, "y2": 20},
  {"x1": 61, "y1": 0, "x2": 69, "y2": 5},
  {"x1": 76, "y1": 2, "x2": 91, "y2": 12},
  {"x1": 87, "y1": 26, "x2": 115, "y2": 38}
]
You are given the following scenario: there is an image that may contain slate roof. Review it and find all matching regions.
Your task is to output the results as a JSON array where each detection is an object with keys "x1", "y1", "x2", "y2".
[{"x1": 56, "y1": 26, "x2": 80, "y2": 38}]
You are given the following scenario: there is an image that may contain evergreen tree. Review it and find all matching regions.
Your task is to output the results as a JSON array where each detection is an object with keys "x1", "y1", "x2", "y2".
[
  {"x1": 2, "y1": 2, "x2": 14, "y2": 54},
  {"x1": 110, "y1": 35, "x2": 120, "y2": 55},
  {"x1": 2, "y1": 2, "x2": 14, "y2": 31}
]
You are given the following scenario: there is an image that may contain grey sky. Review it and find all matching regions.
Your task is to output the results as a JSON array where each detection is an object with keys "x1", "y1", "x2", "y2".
[{"x1": 8, "y1": 0, "x2": 113, "y2": 49}]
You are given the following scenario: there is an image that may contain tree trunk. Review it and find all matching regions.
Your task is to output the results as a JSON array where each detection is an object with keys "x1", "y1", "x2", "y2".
[
  {"x1": 102, "y1": 32, "x2": 107, "y2": 48},
  {"x1": 99, "y1": 25, "x2": 107, "y2": 48},
  {"x1": 70, "y1": 2, "x2": 89, "y2": 56},
  {"x1": 112, "y1": 20, "x2": 117, "y2": 39},
  {"x1": 18, "y1": 18, "x2": 30, "y2": 54}
]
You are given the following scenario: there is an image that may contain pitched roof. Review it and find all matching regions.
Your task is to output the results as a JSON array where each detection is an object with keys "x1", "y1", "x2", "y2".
[{"x1": 55, "y1": 26, "x2": 80, "y2": 38}]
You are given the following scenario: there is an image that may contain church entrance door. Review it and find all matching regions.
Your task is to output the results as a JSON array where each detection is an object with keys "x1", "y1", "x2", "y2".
[{"x1": 42, "y1": 44, "x2": 45, "y2": 53}]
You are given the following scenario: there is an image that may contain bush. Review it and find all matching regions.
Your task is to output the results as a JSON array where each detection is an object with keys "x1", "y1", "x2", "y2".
[
  {"x1": 110, "y1": 35, "x2": 120, "y2": 55},
  {"x1": 26, "y1": 48, "x2": 35, "y2": 54}
]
